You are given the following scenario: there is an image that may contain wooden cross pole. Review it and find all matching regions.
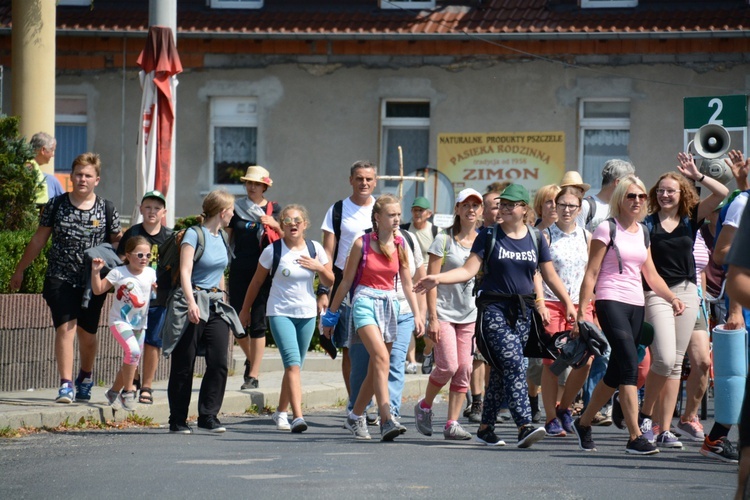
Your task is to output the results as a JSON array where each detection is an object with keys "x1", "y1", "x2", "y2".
[{"x1": 377, "y1": 146, "x2": 426, "y2": 200}]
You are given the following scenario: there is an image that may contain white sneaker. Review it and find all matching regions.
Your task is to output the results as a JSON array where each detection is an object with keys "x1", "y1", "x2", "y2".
[
  {"x1": 405, "y1": 362, "x2": 419, "y2": 374},
  {"x1": 272, "y1": 411, "x2": 291, "y2": 431}
]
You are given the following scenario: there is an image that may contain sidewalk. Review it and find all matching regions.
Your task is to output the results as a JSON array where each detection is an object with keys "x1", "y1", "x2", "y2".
[{"x1": 0, "y1": 349, "x2": 431, "y2": 431}]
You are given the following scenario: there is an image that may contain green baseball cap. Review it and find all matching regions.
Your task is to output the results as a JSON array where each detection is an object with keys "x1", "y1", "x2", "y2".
[
  {"x1": 412, "y1": 196, "x2": 431, "y2": 210},
  {"x1": 496, "y1": 184, "x2": 530, "y2": 205},
  {"x1": 142, "y1": 190, "x2": 166, "y2": 205}
]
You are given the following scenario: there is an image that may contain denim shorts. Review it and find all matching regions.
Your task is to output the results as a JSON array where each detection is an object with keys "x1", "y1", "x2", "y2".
[
  {"x1": 144, "y1": 305, "x2": 167, "y2": 348},
  {"x1": 351, "y1": 293, "x2": 400, "y2": 344}
]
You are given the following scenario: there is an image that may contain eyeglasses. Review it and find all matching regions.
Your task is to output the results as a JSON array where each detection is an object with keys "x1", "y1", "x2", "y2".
[
  {"x1": 134, "y1": 252, "x2": 152, "y2": 259},
  {"x1": 656, "y1": 189, "x2": 681, "y2": 197},
  {"x1": 626, "y1": 193, "x2": 648, "y2": 201},
  {"x1": 556, "y1": 203, "x2": 580, "y2": 211},
  {"x1": 282, "y1": 217, "x2": 304, "y2": 225},
  {"x1": 499, "y1": 201, "x2": 525, "y2": 211}
]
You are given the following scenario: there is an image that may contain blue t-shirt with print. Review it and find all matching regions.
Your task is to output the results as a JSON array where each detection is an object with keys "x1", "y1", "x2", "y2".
[
  {"x1": 471, "y1": 224, "x2": 551, "y2": 296},
  {"x1": 181, "y1": 226, "x2": 228, "y2": 289}
]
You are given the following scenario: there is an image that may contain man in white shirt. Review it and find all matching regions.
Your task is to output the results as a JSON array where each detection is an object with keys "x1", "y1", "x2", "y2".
[
  {"x1": 577, "y1": 159, "x2": 635, "y2": 232},
  {"x1": 319, "y1": 161, "x2": 377, "y2": 397}
]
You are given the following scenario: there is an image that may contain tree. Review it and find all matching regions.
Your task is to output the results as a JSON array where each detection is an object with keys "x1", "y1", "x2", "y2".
[{"x1": 0, "y1": 115, "x2": 38, "y2": 231}]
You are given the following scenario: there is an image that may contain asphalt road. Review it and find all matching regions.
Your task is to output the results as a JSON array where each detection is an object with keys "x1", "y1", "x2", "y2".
[{"x1": 0, "y1": 401, "x2": 738, "y2": 500}]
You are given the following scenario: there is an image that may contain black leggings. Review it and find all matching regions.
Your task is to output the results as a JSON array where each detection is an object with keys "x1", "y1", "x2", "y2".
[{"x1": 595, "y1": 300, "x2": 644, "y2": 388}]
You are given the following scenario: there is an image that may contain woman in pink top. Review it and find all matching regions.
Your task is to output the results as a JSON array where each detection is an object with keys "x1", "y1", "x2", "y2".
[
  {"x1": 322, "y1": 194, "x2": 424, "y2": 442},
  {"x1": 572, "y1": 175, "x2": 685, "y2": 455}
]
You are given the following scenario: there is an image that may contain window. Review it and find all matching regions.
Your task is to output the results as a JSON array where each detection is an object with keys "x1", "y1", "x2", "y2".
[
  {"x1": 580, "y1": 0, "x2": 637, "y2": 8},
  {"x1": 578, "y1": 99, "x2": 630, "y2": 191},
  {"x1": 55, "y1": 96, "x2": 88, "y2": 172},
  {"x1": 380, "y1": 100, "x2": 430, "y2": 191},
  {"x1": 379, "y1": 0, "x2": 436, "y2": 10},
  {"x1": 210, "y1": 0, "x2": 263, "y2": 9},
  {"x1": 210, "y1": 97, "x2": 258, "y2": 186}
]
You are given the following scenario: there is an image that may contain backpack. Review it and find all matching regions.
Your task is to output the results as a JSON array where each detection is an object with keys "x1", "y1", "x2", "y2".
[
  {"x1": 47, "y1": 194, "x2": 116, "y2": 241},
  {"x1": 715, "y1": 189, "x2": 747, "y2": 246},
  {"x1": 604, "y1": 218, "x2": 650, "y2": 274},
  {"x1": 584, "y1": 196, "x2": 597, "y2": 228},
  {"x1": 399, "y1": 222, "x2": 439, "y2": 238},
  {"x1": 156, "y1": 225, "x2": 233, "y2": 305},
  {"x1": 270, "y1": 238, "x2": 317, "y2": 278},
  {"x1": 260, "y1": 201, "x2": 281, "y2": 247}
]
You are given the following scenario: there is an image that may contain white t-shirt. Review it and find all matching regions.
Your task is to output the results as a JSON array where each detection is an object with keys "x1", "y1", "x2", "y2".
[
  {"x1": 429, "y1": 232, "x2": 477, "y2": 324},
  {"x1": 259, "y1": 239, "x2": 329, "y2": 318},
  {"x1": 396, "y1": 230, "x2": 424, "y2": 315},
  {"x1": 321, "y1": 196, "x2": 375, "y2": 270},
  {"x1": 106, "y1": 266, "x2": 157, "y2": 331},
  {"x1": 577, "y1": 194, "x2": 611, "y2": 232},
  {"x1": 723, "y1": 191, "x2": 749, "y2": 229}
]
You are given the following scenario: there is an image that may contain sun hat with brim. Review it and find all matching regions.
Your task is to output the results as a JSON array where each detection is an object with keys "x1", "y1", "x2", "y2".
[
  {"x1": 240, "y1": 165, "x2": 273, "y2": 187},
  {"x1": 142, "y1": 190, "x2": 166, "y2": 204},
  {"x1": 496, "y1": 184, "x2": 530, "y2": 205},
  {"x1": 559, "y1": 170, "x2": 591, "y2": 192},
  {"x1": 455, "y1": 188, "x2": 483, "y2": 204},
  {"x1": 412, "y1": 196, "x2": 431, "y2": 210}
]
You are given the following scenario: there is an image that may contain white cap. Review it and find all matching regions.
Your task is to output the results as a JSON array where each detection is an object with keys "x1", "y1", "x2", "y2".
[{"x1": 455, "y1": 188, "x2": 483, "y2": 204}]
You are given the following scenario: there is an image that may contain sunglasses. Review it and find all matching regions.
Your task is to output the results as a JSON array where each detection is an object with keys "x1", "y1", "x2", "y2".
[
  {"x1": 282, "y1": 217, "x2": 304, "y2": 225},
  {"x1": 626, "y1": 193, "x2": 648, "y2": 201},
  {"x1": 134, "y1": 252, "x2": 152, "y2": 259},
  {"x1": 499, "y1": 201, "x2": 525, "y2": 211}
]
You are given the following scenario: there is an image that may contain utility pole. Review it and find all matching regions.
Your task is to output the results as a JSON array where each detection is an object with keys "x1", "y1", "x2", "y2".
[{"x1": 11, "y1": 0, "x2": 56, "y2": 172}]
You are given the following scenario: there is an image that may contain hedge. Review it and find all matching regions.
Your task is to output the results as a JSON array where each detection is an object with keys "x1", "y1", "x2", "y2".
[{"x1": 0, "y1": 230, "x2": 50, "y2": 294}]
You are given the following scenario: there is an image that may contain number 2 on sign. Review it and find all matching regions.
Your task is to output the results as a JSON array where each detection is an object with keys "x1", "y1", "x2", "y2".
[{"x1": 708, "y1": 98, "x2": 724, "y2": 125}]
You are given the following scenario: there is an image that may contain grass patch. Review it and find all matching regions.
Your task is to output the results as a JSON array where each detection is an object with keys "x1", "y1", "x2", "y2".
[
  {"x1": 0, "y1": 426, "x2": 21, "y2": 438},
  {"x1": 244, "y1": 404, "x2": 259, "y2": 415},
  {"x1": 124, "y1": 414, "x2": 155, "y2": 427}
]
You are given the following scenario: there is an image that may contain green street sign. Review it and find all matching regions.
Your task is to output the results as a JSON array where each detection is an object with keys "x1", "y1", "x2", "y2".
[{"x1": 684, "y1": 95, "x2": 748, "y2": 129}]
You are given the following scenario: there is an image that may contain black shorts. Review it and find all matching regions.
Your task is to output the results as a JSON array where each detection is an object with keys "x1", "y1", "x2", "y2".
[
  {"x1": 42, "y1": 277, "x2": 107, "y2": 333},
  {"x1": 228, "y1": 271, "x2": 270, "y2": 340}
]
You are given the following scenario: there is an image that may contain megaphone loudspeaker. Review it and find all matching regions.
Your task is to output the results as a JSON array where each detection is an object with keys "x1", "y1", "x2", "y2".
[
  {"x1": 699, "y1": 158, "x2": 734, "y2": 185},
  {"x1": 693, "y1": 123, "x2": 731, "y2": 159}
]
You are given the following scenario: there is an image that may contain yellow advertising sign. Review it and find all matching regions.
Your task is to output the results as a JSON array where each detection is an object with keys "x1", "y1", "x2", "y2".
[{"x1": 437, "y1": 132, "x2": 566, "y2": 196}]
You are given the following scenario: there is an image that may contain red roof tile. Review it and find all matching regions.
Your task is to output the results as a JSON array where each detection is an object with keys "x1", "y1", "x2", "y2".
[{"x1": 1, "y1": 0, "x2": 748, "y2": 38}]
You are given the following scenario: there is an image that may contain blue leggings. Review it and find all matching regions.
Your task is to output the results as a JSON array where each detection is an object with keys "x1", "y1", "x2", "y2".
[
  {"x1": 268, "y1": 316, "x2": 316, "y2": 368},
  {"x1": 480, "y1": 305, "x2": 532, "y2": 428}
]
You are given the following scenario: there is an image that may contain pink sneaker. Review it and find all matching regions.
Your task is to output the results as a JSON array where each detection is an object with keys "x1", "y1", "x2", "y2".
[{"x1": 677, "y1": 416, "x2": 705, "y2": 441}]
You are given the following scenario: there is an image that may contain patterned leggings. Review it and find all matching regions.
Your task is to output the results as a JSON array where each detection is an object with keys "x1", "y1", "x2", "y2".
[
  {"x1": 110, "y1": 323, "x2": 144, "y2": 366},
  {"x1": 480, "y1": 304, "x2": 532, "y2": 428}
]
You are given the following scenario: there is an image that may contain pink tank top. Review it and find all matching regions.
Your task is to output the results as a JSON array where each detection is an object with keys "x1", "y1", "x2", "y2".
[{"x1": 358, "y1": 238, "x2": 399, "y2": 290}]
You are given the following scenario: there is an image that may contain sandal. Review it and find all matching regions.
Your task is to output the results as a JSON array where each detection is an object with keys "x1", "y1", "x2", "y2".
[{"x1": 139, "y1": 387, "x2": 153, "y2": 405}]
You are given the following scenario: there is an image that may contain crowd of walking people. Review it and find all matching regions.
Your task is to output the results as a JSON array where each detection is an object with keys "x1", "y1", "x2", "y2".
[{"x1": 10, "y1": 137, "x2": 750, "y2": 489}]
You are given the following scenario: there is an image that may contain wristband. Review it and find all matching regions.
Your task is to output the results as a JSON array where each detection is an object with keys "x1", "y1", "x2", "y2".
[
  {"x1": 316, "y1": 284, "x2": 330, "y2": 297},
  {"x1": 321, "y1": 309, "x2": 341, "y2": 328},
  {"x1": 670, "y1": 297, "x2": 679, "y2": 304},
  {"x1": 697, "y1": 174, "x2": 705, "y2": 183}
]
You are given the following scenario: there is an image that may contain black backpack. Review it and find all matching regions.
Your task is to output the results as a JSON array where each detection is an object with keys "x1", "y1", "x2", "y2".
[
  {"x1": 604, "y1": 218, "x2": 650, "y2": 274},
  {"x1": 270, "y1": 238, "x2": 317, "y2": 278}
]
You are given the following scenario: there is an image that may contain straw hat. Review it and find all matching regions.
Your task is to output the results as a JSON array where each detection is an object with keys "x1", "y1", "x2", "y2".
[
  {"x1": 240, "y1": 165, "x2": 273, "y2": 187},
  {"x1": 559, "y1": 171, "x2": 591, "y2": 192}
]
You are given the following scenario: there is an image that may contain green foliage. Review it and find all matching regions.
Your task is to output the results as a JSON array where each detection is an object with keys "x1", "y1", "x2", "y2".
[
  {"x1": 0, "y1": 230, "x2": 49, "y2": 293},
  {"x1": 0, "y1": 116, "x2": 39, "y2": 231},
  {"x1": 173, "y1": 215, "x2": 200, "y2": 231}
]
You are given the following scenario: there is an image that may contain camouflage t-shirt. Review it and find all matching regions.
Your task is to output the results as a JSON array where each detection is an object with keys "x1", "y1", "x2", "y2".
[{"x1": 40, "y1": 194, "x2": 121, "y2": 287}]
